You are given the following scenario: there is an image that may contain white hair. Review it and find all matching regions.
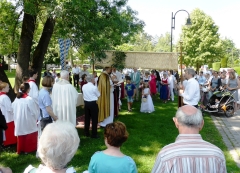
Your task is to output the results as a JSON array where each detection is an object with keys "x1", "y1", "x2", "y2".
[
  {"x1": 60, "y1": 70, "x2": 69, "y2": 80},
  {"x1": 185, "y1": 68, "x2": 195, "y2": 77},
  {"x1": 86, "y1": 74, "x2": 94, "y2": 82},
  {"x1": 38, "y1": 121, "x2": 80, "y2": 170},
  {"x1": 175, "y1": 107, "x2": 203, "y2": 128}
]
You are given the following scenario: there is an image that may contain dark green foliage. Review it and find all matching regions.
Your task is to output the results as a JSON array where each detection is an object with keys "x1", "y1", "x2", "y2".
[{"x1": 112, "y1": 51, "x2": 126, "y2": 70}]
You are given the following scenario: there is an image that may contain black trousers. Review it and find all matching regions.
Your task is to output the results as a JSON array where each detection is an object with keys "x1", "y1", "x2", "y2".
[
  {"x1": 73, "y1": 74, "x2": 79, "y2": 88},
  {"x1": 84, "y1": 100, "x2": 99, "y2": 137}
]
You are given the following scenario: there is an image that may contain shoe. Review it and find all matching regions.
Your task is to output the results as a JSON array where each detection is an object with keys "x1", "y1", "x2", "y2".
[
  {"x1": 130, "y1": 109, "x2": 132, "y2": 112},
  {"x1": 91, "y1": 135, "x2": 100, "y2": 139}
]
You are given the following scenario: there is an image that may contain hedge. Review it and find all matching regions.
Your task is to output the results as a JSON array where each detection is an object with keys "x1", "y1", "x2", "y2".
[
  {"x1": 221, "y1": 57, "x2": 228, "y2": 68},
  {"x1": 233, "y1": 67, "x2": 240, "y2": 75},
  {"x1": 212, "y1": 62, "x2": 221, "y2": 71}
]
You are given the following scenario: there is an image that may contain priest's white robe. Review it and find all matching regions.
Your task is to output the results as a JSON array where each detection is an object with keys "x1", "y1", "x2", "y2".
[
  {"x1": 12, "y1": 96, "x2": 39, "y2": 136},
  {"x1": 51, "y1": 79, "x2": 78, "y2": 125},
  {"x1": 28, "y1": 81, "x2": 39, "y2": 105}
]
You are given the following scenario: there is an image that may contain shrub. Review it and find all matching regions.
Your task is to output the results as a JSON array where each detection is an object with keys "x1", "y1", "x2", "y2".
[
  {"x1": 233, "y1": 67, "x2": 240, "y2": 75},
  {"x1": 221, "y1": 57, "x2": 228, "y2": 68},
  {"x1": 212, "y1": 62, "x2": 221, "y2": 71}
]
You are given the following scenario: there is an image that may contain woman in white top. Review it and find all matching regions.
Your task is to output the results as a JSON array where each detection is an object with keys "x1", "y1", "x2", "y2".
[
  {"x1": 12, "y1": 83, "x2": 39, "y2": 154},
  {"x1": 0, "y1": 82, "x2": 17, "y2": 146},
  {"x1": 143, "y1": 71, "x2": 151, "y2": 83}
]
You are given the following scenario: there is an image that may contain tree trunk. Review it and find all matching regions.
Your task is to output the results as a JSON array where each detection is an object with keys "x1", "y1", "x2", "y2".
[
  {"x1": 14, "y1": 13, "x2": 36, "y2": 93},
  {"x1": 32, "y1": 17, "x2": 55, "y2": 86},
  {"x1": 92, "y1": 52, "x2": 95, "y2": 73},
  {"x1": 0, "y1": 67, "x2": 16, "y2": 102}
]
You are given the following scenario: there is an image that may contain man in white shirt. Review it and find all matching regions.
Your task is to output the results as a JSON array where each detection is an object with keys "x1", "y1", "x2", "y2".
[
  {"x1": 82, "y1": 75, "x2": 100, "y2": 138},
  {"x1": 72, "y1": 64, "x2": 80, "y2": 88},
  {"x1": 79, "y1": 65, "x2": 90, "y2": 82},
  {"x1": 179, "y1": 68, "x2": 200, "y2": 107},
  {"x1": 28, "y1": 69, "x2": 39, "y2": 106}
]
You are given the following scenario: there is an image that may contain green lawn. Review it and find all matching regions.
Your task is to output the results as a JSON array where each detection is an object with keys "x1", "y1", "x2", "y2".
[{"x1": 1, "y1": 71, "x2": 240, "y2": 173}]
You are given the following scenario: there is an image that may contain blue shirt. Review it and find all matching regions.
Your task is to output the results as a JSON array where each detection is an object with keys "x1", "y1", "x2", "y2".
[
  {"x1": 125, "y1": 84, "x2": 136, "y2": 97},
  {"x1": 38, "y1": 88, "x2": 52, "y2": 118},
  {"x1": 198, "y1": 75, "x2": 206, "y2": 85},
  {"x1": 88, "y1": 151, "x2": 137, "y2": 173}
]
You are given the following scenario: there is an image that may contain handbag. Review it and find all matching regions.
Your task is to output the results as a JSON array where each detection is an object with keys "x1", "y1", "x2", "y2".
[
  {"x1": 142, "y1": 97, "x2": 147, "y2": 102},
  {"x1": 40, "y1": 109, "x2": 53, "y2": 131}
]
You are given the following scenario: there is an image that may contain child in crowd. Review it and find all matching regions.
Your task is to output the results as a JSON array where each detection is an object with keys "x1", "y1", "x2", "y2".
[
  {"x1": 0, "y1": 82, "x2": 17, "y2": 146},
  {"x1": 55, "y1": 73, "x2": 60, "y2": 83},
  {"x1": 22, "y1": 76, "x2": 30, "y2": 83},
  {"x1": 80, "y1": 74, "x2": 87, "y2": 93},
  {"x1": 93, "y1": 72, "x2": 98, "y2": 86},
  {"x1": 125, "y1": 77, "x2": 136, "y2": 112},
  {"x1": 140, "y1": 82, "x2": 155, "y2": 113},
  {"x1": 210, "y1": 98, "x2": 220, "y2": 108}
]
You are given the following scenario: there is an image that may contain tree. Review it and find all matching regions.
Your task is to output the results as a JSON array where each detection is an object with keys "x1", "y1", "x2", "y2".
[
  {"x1": 117, "y1": 32, "x2": 153, "y2": 52},
  {"x1": 180, "y1": 9, "x2": 223, "y2": 70},
  {"x1": 12, "y1": 0, "x2": 144, "y2": 90},
  {"x1": 221, "y1": 38, "x2": 239, "y2": 67},
  {"x1": 0, "y1": 0, "x2": 21, "y2": 56},
  {"x1": 154, "y1": 32, "x2": 171, "y2": 52}
]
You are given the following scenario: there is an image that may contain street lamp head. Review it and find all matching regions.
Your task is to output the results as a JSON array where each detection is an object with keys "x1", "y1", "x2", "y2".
[{"x1": 186, "y1": 17, "x2": 191, "y2": 26}]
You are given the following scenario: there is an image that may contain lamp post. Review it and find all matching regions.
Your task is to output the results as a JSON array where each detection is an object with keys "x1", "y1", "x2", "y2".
[{"x1": 170, "y1": 10, "x2": 191, "y2": 52}]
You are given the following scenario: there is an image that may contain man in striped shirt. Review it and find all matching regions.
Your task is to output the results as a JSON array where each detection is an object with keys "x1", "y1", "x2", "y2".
[{"x1": 151, "y1": 105, "x2": 227, "y2": 173}]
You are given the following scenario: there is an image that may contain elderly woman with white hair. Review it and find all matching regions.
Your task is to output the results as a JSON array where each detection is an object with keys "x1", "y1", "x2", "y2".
[{"x1": 24, "y1": 121, "x2": 80, "y2": 173}]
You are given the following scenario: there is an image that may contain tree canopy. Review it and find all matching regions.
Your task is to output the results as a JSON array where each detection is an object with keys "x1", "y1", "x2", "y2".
[
  {"x1": 180, "y1": 8, "x2": 223, "y2": 69},
  {"x1": 1, "y1": 0, "x2": 144, "y2": 92}
]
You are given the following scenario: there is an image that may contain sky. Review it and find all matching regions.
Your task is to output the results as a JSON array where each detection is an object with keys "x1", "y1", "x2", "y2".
[{"x1": 127, "y1": 0, "x2": 240, "y2": 48}]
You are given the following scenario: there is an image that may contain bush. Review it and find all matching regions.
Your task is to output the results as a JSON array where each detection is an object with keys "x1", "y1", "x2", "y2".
[
  {"x1": 221, "y1": 57, "x2": 228, "y2": 68},
  {"x1": 212, "y1": 62, "x2": 221, "y2": 71},
  {"x1": 208, "y1": 63, "x2": 212, "y2": 68},
  {"x1": 233, "y1": 67, "x2": 240, "y2": 75}
]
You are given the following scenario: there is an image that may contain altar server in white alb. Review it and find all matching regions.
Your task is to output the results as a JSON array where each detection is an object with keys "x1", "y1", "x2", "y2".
[
  {"x1": 28, "y1": 69, "x2": 39, "y2": 105},
  {"x1": 12, "y1": 83, "x2": 39, "y2": 154},
  {"x1": 51, "y1": 70, "x2": 78, "y2": 126},
  {"x1": 0, "y1": 82, "x2": 17, "y2": 146}
]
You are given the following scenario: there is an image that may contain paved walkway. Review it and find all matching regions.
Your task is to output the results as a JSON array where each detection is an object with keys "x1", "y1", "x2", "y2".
[{"x1": 211, "y1": 113, "x2": 240, "y2": 168}]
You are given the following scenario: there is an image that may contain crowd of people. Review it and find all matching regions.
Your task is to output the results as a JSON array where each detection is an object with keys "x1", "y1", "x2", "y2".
[{"x1": 0, "y1": 63, "x2": 233, "y2": 173}]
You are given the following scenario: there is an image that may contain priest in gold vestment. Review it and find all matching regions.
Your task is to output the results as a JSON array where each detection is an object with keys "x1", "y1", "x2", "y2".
[{"x1": 97, "y1": 67, "x2": 113, "y2": 126}]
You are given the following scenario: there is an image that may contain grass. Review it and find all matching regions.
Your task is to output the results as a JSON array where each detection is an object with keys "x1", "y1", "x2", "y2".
[{"x1": 1, "y1": 71, "x2": 240, "y2": 172}]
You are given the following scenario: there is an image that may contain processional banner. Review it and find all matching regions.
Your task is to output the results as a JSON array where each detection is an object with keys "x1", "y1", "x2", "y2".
[{"x1": 58, "y1": 38, "x2": 71, "y2": 70}]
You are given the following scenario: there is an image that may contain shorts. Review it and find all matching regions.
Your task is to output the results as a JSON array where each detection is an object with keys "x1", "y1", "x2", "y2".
[{"x1": 127, "y1": 96, "x2": 133, "y2": 103}]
